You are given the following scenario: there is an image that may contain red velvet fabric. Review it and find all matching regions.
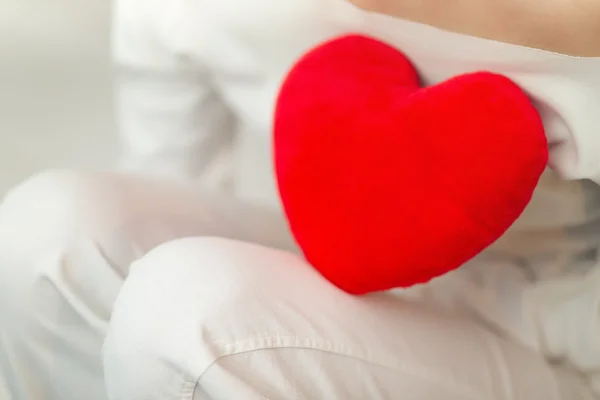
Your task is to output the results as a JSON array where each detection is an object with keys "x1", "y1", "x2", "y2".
[{"x1": 274, "y1": 35, "x2": 548, "y2": 295}]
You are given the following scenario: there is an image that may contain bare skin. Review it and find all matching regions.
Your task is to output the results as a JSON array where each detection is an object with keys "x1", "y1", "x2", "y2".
[{"x1": 350, "y1": 0, "x2": 600, "y2": 56}]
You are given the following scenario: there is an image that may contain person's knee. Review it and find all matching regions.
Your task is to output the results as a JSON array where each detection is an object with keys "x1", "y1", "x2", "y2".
[
  {"x1": 0, "y1": 169, "x2": 137, "y2": 316},
  {"x1": 103, "y1": 237, "x2": 298, "y2": 399},
  {"x1": 100, "y1": 238, "x2": 476, "y2": 399},
  {"x1": 0, "y1": 169, "x2": 133, "y2": 255},
  {"x1": 104, "y1": 237, "x2": 600, "y2": 400}
]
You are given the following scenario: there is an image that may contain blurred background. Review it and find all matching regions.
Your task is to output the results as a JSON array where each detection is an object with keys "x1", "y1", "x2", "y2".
[
  {"x1": 0, "y1": 0, "x2": 117, "y2": 194},
  {"x1": 0, "y1": 1, "x2": 114, "y2": 395}
]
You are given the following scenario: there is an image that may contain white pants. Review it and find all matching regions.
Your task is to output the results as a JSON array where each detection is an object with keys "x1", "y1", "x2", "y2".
[{"x1": 0, "y1": 170, "x2": 595, "y2": 400}]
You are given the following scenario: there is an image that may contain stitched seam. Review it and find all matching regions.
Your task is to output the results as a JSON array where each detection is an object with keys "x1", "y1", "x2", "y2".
[
  {"x1": 193, "y1": 335, "x2": 481, "y2": 400},
  {"x1": 180, "y1": 380, "x2": 196, "y2": 400}
]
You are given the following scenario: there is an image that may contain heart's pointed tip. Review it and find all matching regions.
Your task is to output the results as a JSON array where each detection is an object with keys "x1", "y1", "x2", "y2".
[
  {"x1": 331, "y1": 274, "x2": 436, "y2": 295},
  {"x1": 317, "y1": 256, "x2": 449, "y2": 295}
]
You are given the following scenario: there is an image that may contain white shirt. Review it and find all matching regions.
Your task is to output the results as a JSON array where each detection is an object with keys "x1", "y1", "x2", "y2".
[{"x1": 113, "y1": 0, "x2": 600, "y2": 387}]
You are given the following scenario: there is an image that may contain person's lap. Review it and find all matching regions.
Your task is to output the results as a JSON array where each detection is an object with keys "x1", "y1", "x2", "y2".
[{"x1": 0, "y1": 170, "x2": 593, "y2": 399}]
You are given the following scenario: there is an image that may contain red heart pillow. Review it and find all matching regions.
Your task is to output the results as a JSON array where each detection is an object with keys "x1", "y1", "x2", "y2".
[{"x1": 274, "y1": 35, "x2": 548, "y2": 295}]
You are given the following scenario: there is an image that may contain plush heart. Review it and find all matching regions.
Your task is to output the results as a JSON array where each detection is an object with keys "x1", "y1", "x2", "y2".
[{"x1": 274, "y1": 35, "x2": 548, "y2": 295}]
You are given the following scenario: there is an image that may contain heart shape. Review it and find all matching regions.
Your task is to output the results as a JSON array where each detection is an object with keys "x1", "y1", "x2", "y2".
[{"x1": 274, "y1": 35, "x2": 548, "y2": 295}]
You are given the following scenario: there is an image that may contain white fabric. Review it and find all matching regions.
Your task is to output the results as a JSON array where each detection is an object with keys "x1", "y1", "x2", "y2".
[{"x1": 0, "y1": 170, "x2": 593, "y2": 400}]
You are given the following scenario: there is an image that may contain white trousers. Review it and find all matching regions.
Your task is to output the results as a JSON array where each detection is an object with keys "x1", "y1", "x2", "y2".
[{"x1": 0, "y1": 170, "x2": 595, "y2": 400}]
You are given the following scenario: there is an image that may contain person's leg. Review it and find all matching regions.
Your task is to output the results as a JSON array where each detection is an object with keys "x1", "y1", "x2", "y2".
[
  {"x1": 103, "y1": 237, "x2": 596, "y2": 400},
  {"x1": 0, "y1": 169, "x2": 295, "y2": 400}
]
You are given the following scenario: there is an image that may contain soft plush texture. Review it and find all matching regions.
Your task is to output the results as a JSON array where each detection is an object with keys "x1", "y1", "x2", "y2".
[{"x1": 274, "y1": 35, "x2": 548, "y2": 295}]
